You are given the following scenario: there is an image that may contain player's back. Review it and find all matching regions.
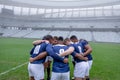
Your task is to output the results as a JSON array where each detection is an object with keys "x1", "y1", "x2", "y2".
[
  {"x1": 73, "y1": 42, "x2": 86, "y2": 62},
  {"x1": 30, "y1": 42, "x2": 48, "y2": 64},
  {"x1": 52, "y1": 44, "x2": 69, "y2": 73}
]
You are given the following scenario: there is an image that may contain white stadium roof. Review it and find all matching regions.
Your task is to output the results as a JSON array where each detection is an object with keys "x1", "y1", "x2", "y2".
[{"x1": 0, "y1": 0, "x2": 120, "y2": 8}]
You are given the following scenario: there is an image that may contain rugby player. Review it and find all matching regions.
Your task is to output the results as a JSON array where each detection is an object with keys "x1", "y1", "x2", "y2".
[
  {"x1": 70, "y1": 35, "x2": 92, "y2": 80},
  {"x1": 28, "y1": 35, "x2": 68, "y2": 80}
]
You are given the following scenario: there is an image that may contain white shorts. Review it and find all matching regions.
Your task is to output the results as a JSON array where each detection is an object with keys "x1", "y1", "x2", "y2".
[
  {"x1": 28, "y1": 63, "x2": 44, "y2": 80},
  {"x1": 45, "y1": 56, "x2": 53, "y2": 62},
  {"x1": 88, "y1": 60, "x2": 93, "y2": 70},
  {"x1": 74, "y1": 61, "x2": 89, "y2": 78},
  {"x1": 51, "y1": 71, "x2": 70, "y2": 80}
]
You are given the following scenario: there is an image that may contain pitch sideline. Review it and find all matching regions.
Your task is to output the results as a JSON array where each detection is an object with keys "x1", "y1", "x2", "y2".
[{"x1": 0, "y1": 62, "x2": 28, "y2": 76}]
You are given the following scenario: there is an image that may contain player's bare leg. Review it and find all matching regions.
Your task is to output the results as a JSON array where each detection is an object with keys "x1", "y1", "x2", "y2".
[
  {"x1": 44, "y1": 61, "x2": 51, "y2": 80},
  {"x1": 75, "y1": 77, "x2": 85, "y2": 80},
  {"x1": 44, "y1": 62, "x2": 48, "y2": 70},
  {"x1": 85, "y1": 76, "x2": 90, "y2": 80},
  {"x1": 29, "y1": 76, "x2": 35, "y2": 80},
  {"x1": 44, "y1": 62, "x2": 48, "y2": 80},
  {"x1": 47, "y1": 61, "x2": 51, "y2": 80},
  {"x1": 72, "y1": 61, "x2": 75, "y2": 67}
]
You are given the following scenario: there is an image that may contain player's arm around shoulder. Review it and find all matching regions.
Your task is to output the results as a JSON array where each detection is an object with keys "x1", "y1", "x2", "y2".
[
  {"x1": 75, "y1": 53, "x2": 88, "y2": 61},
  {"x1": 81, "y1": 40, "x2": 92, "y2": 56},
  {"x1": 59, "y1": 46, "x2": 74, "y2": 57},
  {"x1": 32, "y1": 40, "x2": 49, "y2": 45},
  {"x1": 29, "y1": 51, "x2": 47, "y2": 63},
  {"x1": 83, "y1": 44, "x2": 92, "y2": 57}
]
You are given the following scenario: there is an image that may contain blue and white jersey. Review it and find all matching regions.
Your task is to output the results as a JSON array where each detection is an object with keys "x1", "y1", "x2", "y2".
[
  {"x1": 52, "y1": 44, "x2": 69, "y2": 73},
  {"x1": 30, "y1": 42, "x2": 47, "y2": 64},
  {"x1": 46, "y1": 44, "x2": 65, "y2": 62},
  {"x1": 80, "y1": 40, "x2": 93, "y2": 60},
  {"x1": 72, "y1": 42, "x2": 85, "y2": 63},
  {"x1": 30, "y1": 42, "x2": 65, "y2": 64}
]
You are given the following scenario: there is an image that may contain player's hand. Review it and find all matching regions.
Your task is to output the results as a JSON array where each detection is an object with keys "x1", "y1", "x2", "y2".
[
  {"x1": 81, "y1": 53, "x2": 84, "y2": 56},
  {"x1": 84, "y1": 57, "x2": 88, "y2": 61},
  {"x1": 57, "y1": 53, "x2": 61, "y2": 56},
  {"x1": 44, "y1": 40, "x2": 49, "y2": 43},
  {"x1": 63, "y1": 58, "x2": 68, "y2": 63},
  {"x1": 29, "y1": 57, "x2": 35, "y2": 63}
]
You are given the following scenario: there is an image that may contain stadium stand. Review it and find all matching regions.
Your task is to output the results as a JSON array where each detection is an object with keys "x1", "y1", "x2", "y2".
[
  {"x1": 1, "y1": 29, "x2": 20, "y2": 37},
  {"x1": 69, "y1": 31, "x2": 92, "y2": 41},
  {"x1": 49, "y1": 30, "x2": 70, "y2": 38},
  {"x1": 24, "y1": 30, "x2": 50, "y2": 38},
  {"x1": 11, "y1": 30, "x2": 32, "y2": 38},
  {"x1": 0, "y1": 0, "x2": 120, "y2": 43},
  {"x1": 93, "y1": 32, "x2": 120, "y2": 43}
]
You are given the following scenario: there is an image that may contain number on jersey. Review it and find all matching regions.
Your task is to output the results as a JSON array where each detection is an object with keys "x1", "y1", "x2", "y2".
[
  {"x1": 33, "y1": 45, "x2": 41, "y2": 54},
  {"x1": 59, "y1": 49, "x2": 65, "y2": 58}
]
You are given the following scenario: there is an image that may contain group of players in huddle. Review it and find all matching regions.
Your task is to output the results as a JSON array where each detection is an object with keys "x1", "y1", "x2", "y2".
[{"x1": 28, "y1": 35, "x2": 93, "y2": 80}]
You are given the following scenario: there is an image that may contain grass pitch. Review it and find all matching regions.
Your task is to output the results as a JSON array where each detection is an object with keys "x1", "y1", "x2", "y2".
[{"x1": 0, "y1": 37, "x2": 120, "y2": 80}]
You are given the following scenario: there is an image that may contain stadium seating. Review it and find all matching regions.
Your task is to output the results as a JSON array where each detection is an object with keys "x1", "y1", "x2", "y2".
[
  {"x1": 69, "y1": 31, "x2": 92, "y2": 41},
  {"x1": 11, "y1": 30, "x2": 32, "y2": 38},
  {"x1": 1, "y1": 29, "x2": 20, "y2": 37},
  {"x1": 49, "y1": 30, "x2": 70, "y2": 38},
  {"x1": 0, "y1": 4, "x2": 120, "y2": 43},
  {"x1": 24, "y1": 30, "x2": 50, "y2": 38},
  {"x1": 93, "y1": 32, "x2": 120, "y2": 43}
]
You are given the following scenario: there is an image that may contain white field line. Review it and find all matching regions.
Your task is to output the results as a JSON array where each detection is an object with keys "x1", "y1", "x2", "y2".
[{"x1": 0, "y1": 62, "x2": 28, "y2": 76}]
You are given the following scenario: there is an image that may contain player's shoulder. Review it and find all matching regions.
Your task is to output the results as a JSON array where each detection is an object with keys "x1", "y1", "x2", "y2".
[
  {"x1": 39, "y1": 42, "x2": 50, "y2": 48},
  {"x1": 80, "y1": 39, "x2": 88, "y2": 43},
  {"x1": 71, "y1": 43, "x2": 76, "y2": 46}
]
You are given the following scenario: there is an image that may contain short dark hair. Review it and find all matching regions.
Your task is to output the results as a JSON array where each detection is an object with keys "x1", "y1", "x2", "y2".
[
  {"x1": 53, "y1": 36, "x2": 58, "y2": 40},
  {"x1": 43, "y1": 35, "x2": 53, "y2": 40},
  {"x1": 64, "y1": 38, "x2": 70, "y2": 42},
  {"x1": 58, "y1": 36, "x2": 64, "y2": 41},
  {"x1": 70, "y1": 35, "x2": 77, "y2": 40},
  {"x1": 42, "y1": 36, "x2": 46, "y2": 40},
  {"x1": 80, "y1": 39, "x2": 88, "y2": 44}
]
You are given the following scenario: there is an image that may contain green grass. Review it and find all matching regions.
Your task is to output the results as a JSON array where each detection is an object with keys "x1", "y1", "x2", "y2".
[
  {"x1": 0, "y1": 37, "x2": 120, "y2": 80},
  {"x1": 90, "y1": 42, "x2": 120, "y2": 80},
  {"x1": 0, "y1": 37, "x2": 34, "y2": 80}
]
